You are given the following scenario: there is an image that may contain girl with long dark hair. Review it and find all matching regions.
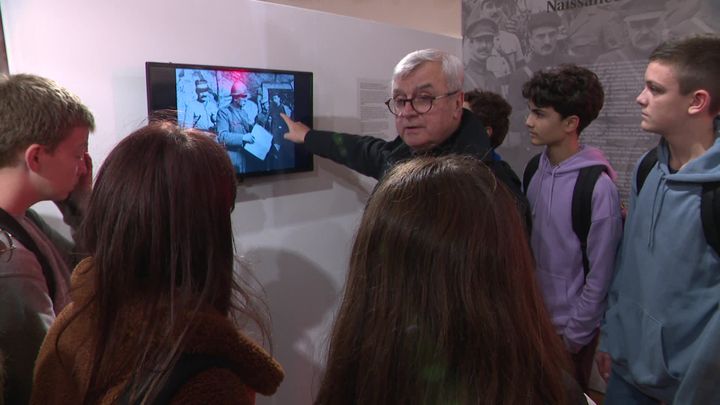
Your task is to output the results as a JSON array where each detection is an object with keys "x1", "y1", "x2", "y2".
[
  {"x1": 31, "y1": 122, "x2": 283, "y2": 404},
  {"x1": 316, "y1": 155, "x2": 583, "y2": 405}
]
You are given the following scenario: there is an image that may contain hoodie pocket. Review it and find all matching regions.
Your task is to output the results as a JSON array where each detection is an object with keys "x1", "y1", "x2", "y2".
[
  {"x1": 605, "y1": 298, "x2": 680, "y2": 389},
  {"x1": 535, "y1": 269, "x2": 570, "y2": 323}
]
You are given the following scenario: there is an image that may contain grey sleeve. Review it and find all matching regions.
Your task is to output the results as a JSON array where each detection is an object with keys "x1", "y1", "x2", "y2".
[
  {"x1": 0, "y1": 247, "x2": 55, "y2": 405},
  {"x1": 25, "y1": 210, "x2": 81, "y2": 268}
]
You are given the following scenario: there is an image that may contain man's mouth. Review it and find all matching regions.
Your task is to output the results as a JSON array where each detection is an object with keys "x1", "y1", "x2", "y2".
[{"x1": 403, "y1": 124, "x2": 424, "y2": 133}]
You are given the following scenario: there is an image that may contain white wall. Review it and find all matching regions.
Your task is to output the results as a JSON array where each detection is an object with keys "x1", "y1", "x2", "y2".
[
  {"x1": 1, "y1": 0, "x2": 459, "y2": 403},
  {"x1": 259, "y1": 0, "x2": 461, "y2": 37}
]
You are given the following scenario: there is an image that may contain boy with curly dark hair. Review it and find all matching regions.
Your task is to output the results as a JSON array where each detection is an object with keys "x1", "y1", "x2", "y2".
[{"x1": 522, "y1": 64, "x2": 622, "y2": 390}]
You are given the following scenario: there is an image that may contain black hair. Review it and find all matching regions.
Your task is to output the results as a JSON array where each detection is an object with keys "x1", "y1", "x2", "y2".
[{"x1": 522, "y1": 64, "x2": 604, "y2": 134}]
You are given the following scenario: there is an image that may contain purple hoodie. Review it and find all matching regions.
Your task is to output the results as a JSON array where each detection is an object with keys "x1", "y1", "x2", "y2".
[{"x1": 526, "y1": 145, "x2": 622, "y2": 353}]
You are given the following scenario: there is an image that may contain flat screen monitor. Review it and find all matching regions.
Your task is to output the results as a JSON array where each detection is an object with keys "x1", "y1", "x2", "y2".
[{"x1": 145, "y1": 62, "x2": 314, "y2": 178}]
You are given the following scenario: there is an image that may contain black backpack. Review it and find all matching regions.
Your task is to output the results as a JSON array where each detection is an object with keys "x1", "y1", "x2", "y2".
[
  {"x1": 522, "y1": 153, "x2": 607, "y2": 277},
  {"x1": 635, "y1": 147, "x2": 720, "y2": 257}
]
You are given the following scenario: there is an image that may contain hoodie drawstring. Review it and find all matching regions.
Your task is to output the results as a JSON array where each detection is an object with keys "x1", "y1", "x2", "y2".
[{"x1": 647, "y1": 174, "x2": 668, "y2": 250}]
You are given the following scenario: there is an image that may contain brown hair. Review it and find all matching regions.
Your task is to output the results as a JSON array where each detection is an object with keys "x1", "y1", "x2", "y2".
[
  {"x1": 58, "y1": 122, "x2": 267, "y2": 404},
  {"x1": 649, "y1": 34, "x2": 720, "y2": 114},
  {"x1": 316, "y1": 155, "x2": 571, "y2": 405},
  {"x1": 0, "y1": 74, "x2": 94, "y2": 167},
  {"x1": 464, "y1": 90, "x2": 512, "y2": 149}
]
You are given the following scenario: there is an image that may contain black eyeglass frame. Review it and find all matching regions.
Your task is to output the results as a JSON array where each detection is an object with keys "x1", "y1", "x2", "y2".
[{"x1": 384, "y1": 90, "x2": 460, "y2": 116}]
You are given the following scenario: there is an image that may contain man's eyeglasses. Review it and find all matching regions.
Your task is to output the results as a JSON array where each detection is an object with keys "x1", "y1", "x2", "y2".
[
  {"x1": 0, "y1": 229, "x2": 15, "y2": 263},
  {"x1": 385, "y1": 90, "x2": 459, "y2": 116}
]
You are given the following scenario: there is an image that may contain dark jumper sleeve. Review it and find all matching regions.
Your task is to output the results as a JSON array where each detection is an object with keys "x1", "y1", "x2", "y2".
[{"x1": 304, "y1": 130, "x2": 400, "y2": 180}]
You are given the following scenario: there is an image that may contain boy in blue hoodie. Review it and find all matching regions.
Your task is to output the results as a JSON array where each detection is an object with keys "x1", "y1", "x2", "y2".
[
  {"x1": 522, "y1": 64, "x2": 623, "y2": 391},
  {"x1": 599, "y1": 35, "x2": 720, "y2": 404}
]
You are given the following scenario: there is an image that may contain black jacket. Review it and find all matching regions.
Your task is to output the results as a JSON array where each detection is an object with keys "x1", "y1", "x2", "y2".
[{"x1": 304, "y1": 109, "x2": 530, "y2": 229}]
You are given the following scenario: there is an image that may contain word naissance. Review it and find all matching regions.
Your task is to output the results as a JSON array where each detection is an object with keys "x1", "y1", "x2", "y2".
[{"x1": 547, "y1": 0, "x2": 623, "y2": 12}]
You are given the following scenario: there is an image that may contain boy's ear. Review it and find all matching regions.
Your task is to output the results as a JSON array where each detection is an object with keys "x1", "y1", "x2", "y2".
[
  {"x1": 688, "y1": 90, "x2": 711, "y2": 116},
  {"x1": 565, "y1": 115, "x2": 580, "y2": 133},
  {"x1": 485, "y1": 126, "x2": 494, "y2": 137},
  {"x1": 24, "y1": 144, "x2": 44, "y2": 173}
]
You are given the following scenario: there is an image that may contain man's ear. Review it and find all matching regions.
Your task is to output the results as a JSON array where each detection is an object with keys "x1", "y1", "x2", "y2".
[
  {"x1": 485, "y1": 126, "x2": 494, "y2": 137},
  {"x1": 24, "y1": 144, "x2": 45, "y2": 173},
  {"x1": 688, "y1": 90, "x2": 711, "y2": 116},
  {"x1": 453, "y1": 91, "x2": 465, "y2": 119}
]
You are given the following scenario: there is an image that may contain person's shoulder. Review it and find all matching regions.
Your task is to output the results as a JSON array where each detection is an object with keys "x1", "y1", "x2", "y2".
[
  {"x1": 491, "y1": 159, "x2": 522, "y2": 186},
  {"x1": 589, "y1": 172, "x2": 621, "y2": 218},
  {"x1": 181, "y1": 313, "x2": 284, "y2": 397},
  {"x1": 0, "y1": 239, "x2": 44, "y2": 280},
  {"x1": 589, "y1": 171, "x2": 619, "y2": 204},
  {"x1": 217, "y1": 104, "x2": 232, "y2": 114},
  {"x1": 174, "y1": 368, "x2": 254, "y2": 405}
]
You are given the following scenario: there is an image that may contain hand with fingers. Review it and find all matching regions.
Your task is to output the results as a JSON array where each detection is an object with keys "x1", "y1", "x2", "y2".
[
  {"x1": 595, "y1": 351, "x2": 612, "y2": 383},
  {"x1": 281, "y1": 113, "x2": 310, "y2": 144}
]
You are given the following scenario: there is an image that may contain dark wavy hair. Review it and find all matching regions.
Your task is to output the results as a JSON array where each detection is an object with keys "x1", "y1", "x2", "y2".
[
  {"x1": 522, "y1": 64, "x2": 604, "y2": 134},
  {"x1": 58, "y1": 122, "x2": 268, "y2": 404},
  {"x1": 464, "y1": 90, "x2": 512, "y2": 149},
  {"x1": 315, "y1": 155, "x2": 571, "y2": 405}
]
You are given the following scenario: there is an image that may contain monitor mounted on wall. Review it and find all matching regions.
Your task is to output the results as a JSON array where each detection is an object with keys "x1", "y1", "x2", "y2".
[{"x1": 145, "y1": 61, "x2": 314, "y2": 179}]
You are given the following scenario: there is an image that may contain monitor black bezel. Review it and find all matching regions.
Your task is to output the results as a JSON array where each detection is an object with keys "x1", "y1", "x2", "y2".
[{"x1": 145, "y1": 61, "x2": 314, "y2": 179}]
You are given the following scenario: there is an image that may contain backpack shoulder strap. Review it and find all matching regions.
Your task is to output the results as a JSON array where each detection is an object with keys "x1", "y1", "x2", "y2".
[
  {"x1": 522, "y1": 153, "x2": 542, "y2": 195},
  {"x1": 701, "y1": 182, "x2": 720, "y2": 258},
  {"x1": 572, "y1": 165, "x2": 607, "y2": 277},
  {"x1": 0, "y1": 208, "x2": 56, "y2": 300},
  {"x1": 636, "y1": 147, "x2": 658, "y2": 194}
]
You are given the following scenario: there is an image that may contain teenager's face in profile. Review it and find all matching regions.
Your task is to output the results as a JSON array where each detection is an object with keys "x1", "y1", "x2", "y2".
[
  {"x1": 38, "y1": 126, "x2": 90, "y2": 201},
  {"x1": 525, "y1": 101, "x2": 567, "y2": 147},
  {"x1": 636, "y1": 61, "x2": 690, "y2": 136}
]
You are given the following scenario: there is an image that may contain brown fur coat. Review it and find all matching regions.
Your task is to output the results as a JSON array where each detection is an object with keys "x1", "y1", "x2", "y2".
[{"x1": 30, "y1": 259, "x2": 284, "y2": 404}]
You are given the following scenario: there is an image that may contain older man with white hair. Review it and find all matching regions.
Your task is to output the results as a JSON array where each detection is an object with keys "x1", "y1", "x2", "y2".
[{"x1": 282, "y1": 49, "x2": 529, "y2": 226}]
